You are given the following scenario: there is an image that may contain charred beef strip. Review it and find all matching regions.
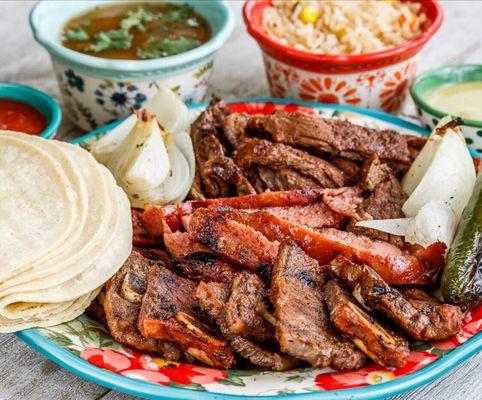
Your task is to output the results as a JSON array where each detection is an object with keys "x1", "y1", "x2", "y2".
[
  {"x1": 271, "y1": 243, "x2": 366, "y2": 370},
  {"x1": 163, "y1": 222, "x2": 209, "y2": 259},
  {"x1": 138, "y1": 263, "x2": 234, "y2": 368},
  {"x1": 190, "y1": 99, "x2": 252, "y2": 199},
  {"x1": 324, "y1": 280, "x2": 410, "y2": 368},
  {"x1": 329, "y1": 157, "x2": 362, "y2": 185},
  {"x1": 256, "y1": 166, "x2": 322, "y2": 192},
  {"x1": 224, "y1": 272, "x2": 275, "y2": 342},
  {"x1": 222, "y1": 112, "x2": 250, "y2": 149},
  {"x1": 328, "y1": 256, "x2": 463, "y2": 340},
  {"x1": 173, "y1": 254, "x2": 239, "y2": 284},
  {"x1": 196, "y1": 281, "x2": 297, "y2": 371},
  {"x1": 247, "y1": 111, "x2": 413, "y2": 167},
  {"x1": 233, "y1": 138, "x2": 347, "y2": 188},
  {"x1": 223, "y1": 210, "x2": 444, "y2": 285},
  {"x1": 348, "y1": 155, "x2": 407, "y2": 246},
  {"x1": 104, "y1": 251, "x2": 182, "y2": 360},
  {"x1": 184, "y1": 208, "x2": 279, "y2": 274},
  {"x1": 132, "y1": 208, "x2": 159, "y2": 248},
  {"x1": 201, "y1": 156, "x2": 256, "y2": 198}
]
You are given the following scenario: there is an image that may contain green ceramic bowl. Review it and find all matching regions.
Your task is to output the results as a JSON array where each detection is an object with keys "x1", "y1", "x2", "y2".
[{"x1": 410, "y1": 64, "x2": 482, "y2": 155}]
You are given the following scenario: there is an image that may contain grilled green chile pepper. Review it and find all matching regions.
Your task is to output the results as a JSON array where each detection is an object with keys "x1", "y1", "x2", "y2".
[{"x1": 441, "y1": 173, "x2": 482, "y2": 308}]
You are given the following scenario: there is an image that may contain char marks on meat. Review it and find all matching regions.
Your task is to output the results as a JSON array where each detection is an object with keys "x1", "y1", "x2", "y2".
[
  {"x1": 248, "y1": 111, "x2": 413, "y2": 166},
  {"x1": 233, "y1": 138, "x2": 347, "y2": 188},
  {"x1": 271, "y1": 243, "x2": 366, "y2": 370},
  {"x1": 104, "y1": 251, "x2": 182, "y2": 360},
  {"x1": 223, "y1": 272, "x2": 274, "y2": 342},
  {"x1": 185, "y1": 208, "x2": 279, "y2": 274},
  {"x1": 196, "y1": 280, "x2": 297, "y2": 371},
  {"x1": 324, "y1": 280, "x2": 410, "y2": 368},
  {"x1": 138, "y1": 263, "x2": 234, "y2": 368},
  {"x1": 328, "y1": 256, "x2": 463, "y2": 340},
  {"x1": 174, "y1": 254, "x2": 239, "y2": 284},
  {"x1": 190, "y1": 99, "x2": 252, "y2": 199}
]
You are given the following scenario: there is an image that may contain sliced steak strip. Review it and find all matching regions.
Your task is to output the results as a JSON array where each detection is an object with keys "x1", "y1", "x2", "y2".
[
  {"x1": 196, "y1": 281, "x2": 297, "y2": 371},
  {"x1": 173, "y1": 254, "x2": 239, "y2": 284},
  {"x1": 271, "y1": 243, "x2": 366, "y2": 371},
  {"x1": 256, "y1": 166, "x2": 322, "y2": 191},
  {"x1": 248, "y1": 111, "x2": 412, "y2": 166},
  {"x1": 222, "y1": 112, "x2": 250, "y2": 148},
  {"x1": 185, "y1": 208, "x2": 279, "y2": 273},
  {"x1": 224, "y1": 272, "x2": 275, "y2": 342},
  {"x1": 138, "y1": 263, "x2": 234, "y2": 368},
  {"x1": 324, "y1": 279, "x2": 410, "y2": 368},
  {"x1": 328, "y1": 256, "x2": 463, "y2": 340},
  {"x1": 348, "y1": 155, "x2": 407, "y2": 246},
  {"x1": 201, "y1": 155, "x2": 256, "y2": 198},
  {"x1": 104, "y1": 251, "x2": 181, "y2": 360},
  {"x1": 233, "y1": 138, "x2": 347, "y2": 188},
  {"x1": 330, "y1": 157, "x2": 362, "y2": 185},
  {"x1": 229, "y1": 336, "x2": 298, "y2": 371}
]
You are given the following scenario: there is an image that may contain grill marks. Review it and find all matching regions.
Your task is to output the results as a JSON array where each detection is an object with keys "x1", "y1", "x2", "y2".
[{"x1": 271, "y1": 243, "x2": 366, "y2": 370}]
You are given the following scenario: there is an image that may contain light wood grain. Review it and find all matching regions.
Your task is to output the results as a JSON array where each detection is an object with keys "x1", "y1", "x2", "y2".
[{"x1": 0, "y1": 1, "x2": 481, "y2": 399}]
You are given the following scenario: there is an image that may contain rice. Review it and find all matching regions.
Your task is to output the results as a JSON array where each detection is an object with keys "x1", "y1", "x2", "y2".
[{"x1": 262, "y1": 0, "x2": 427, "y2": 55}]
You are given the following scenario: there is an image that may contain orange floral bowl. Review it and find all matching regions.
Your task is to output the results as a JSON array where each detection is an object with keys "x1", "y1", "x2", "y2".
[{"x1": 243, "y1": 0, "x2": 443, "y2": 113}]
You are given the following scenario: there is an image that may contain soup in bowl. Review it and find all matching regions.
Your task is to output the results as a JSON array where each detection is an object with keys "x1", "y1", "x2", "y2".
[{"x1": 30, "y1": 0, "x2": 234, "y2": 131}]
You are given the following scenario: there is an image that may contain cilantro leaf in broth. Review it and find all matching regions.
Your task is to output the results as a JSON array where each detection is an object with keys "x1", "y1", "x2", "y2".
[
  {"x1": 121, "y1": 7, "x2": 156, "y2": 32},
  {"x1": 158, "y1": 3, "x2": 195, "y2": 23},
  {"x1": 64, "y1": 27, "x2": 89, "y2": 41},
  {"x1": 137, "y1": 37, "x2": 202, "y2": 59},
  {"x1": 90, "y1": 29, "x2": 133, "y2": 53}
]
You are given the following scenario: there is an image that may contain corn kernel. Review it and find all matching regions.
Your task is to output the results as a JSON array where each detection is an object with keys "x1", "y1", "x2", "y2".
[{"x1": 300, "y1": 6, "x2": 319, "y2": 24}]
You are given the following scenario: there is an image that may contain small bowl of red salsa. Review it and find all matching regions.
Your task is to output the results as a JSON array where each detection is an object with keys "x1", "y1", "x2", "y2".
[{"x1": 0, "y1": 82, "x2": 61, "y2": 138}]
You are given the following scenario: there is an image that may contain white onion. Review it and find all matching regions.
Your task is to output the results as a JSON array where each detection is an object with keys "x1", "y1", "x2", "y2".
[
  {"x1": 402, "y1": 116, "x2": 476, "y2": 220},
  {"x1": 91, "y1": 87, "x2": 190, "y2": 163}
]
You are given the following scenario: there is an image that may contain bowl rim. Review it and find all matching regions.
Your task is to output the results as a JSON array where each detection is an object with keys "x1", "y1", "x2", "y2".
[
  {"x1": 29, "y1": 0, "x2": 235, "y2": 73},
  {"x1": 410, "y1": 63, "x2": 482, "y2": 128},
  {"x1": 243, "y1": 0, "x2": 443, "y2": 69},
  {"x1": 0, "y1": 81, "x2": 62, "y2": 139}
]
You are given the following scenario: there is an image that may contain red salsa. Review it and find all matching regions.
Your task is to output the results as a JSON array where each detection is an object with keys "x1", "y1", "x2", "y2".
[{"x1": 0, "y1": 99, "x2": 47, "y2": 135}]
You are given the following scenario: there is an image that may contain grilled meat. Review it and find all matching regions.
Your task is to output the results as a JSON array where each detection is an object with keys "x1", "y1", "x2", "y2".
[
  {"x1": 184, "y1": 208, "x2": 279, "y2": 274},
  {"x1": 104, "y1": 251, "x2": 182, "y2": 360},
  {"x1": 142, "y1": 187, "x2": 360, "y2": 235},
  {"x1": 247, "y1": 111, "x2": 413, "y2": 167},
  {"x1": 328, "y1": 256, "x2": 463, "y2": 340},
  {"x1": 329, "y1": 157, "x2": 362, "y2": 185},
  {"x1": 86, "y1": 288, "x2": 107, "y2": 326},
  {"x1": 256, "y1": 166, "x2": 322, "y2": 191},
  {"x1": 324, "y1": 279, "x2": 410, "y2": 368},
  {"x1": 132, "y1": 208, "x2": 159, "y2": 248},
  {"x1": 224, "y1": 272, "x2": 274, "y2": 342},
  {"x1": 190, "y1": 99, "x2": 249, "y2": 200},
  {"x1": 163, "y1": 223, "x2": 209, "y2": 259},
  {"x1": 201, "y1": 155, "x2": 256, "y2": 198},
  {"x1": 138, "y1": 263, "x2": 234, "y2": 368},
  {"x1": 223, "y1": 210, "x2": 444, "y2": 285},
  {"x1": 196, "y1": 281, "x2": 297, "y2": 371},
  {"x1": 222, "y1": 112, "x2": 249, "y2": 148},
  {"x1": 233, "y1": 138, "x2": 347, "y2": 188},
  {"x1": 271, "y1": 243, "x2": 366, "y2": 370},
  {"x1": 174, "y1": 254, "x2": 239, "y2": 284},
  {"x1": 348, "y1": 155, "x2": 407, "y2": 246}
]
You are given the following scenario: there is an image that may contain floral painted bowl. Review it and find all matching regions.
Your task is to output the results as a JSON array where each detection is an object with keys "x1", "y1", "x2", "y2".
[
  {"x1": 18, "y1": 99, "x2": 482, "y2": 400},
  {"x1": 411, "y1": 64, "x2": 482, "y2": 156},
  {"x1": 243, "y1": 0, "x2": 443, "y2": 114},
  {"x1": 29, "y1": 0, "x2": 234, "y2": 131}
]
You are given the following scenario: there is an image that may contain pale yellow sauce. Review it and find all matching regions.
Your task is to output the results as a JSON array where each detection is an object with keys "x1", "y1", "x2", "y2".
[{"x1": 428, "y1": 82, "x2": 482, "y2": 121}]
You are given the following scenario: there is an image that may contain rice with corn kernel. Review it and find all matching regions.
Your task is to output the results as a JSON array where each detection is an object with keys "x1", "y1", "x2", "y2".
[{"x1": 262, "y1": 1, "x2": 427, "y2": 55}]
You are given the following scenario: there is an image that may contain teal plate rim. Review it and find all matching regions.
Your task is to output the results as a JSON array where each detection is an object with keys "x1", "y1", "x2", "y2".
[{"x1": 17, "y1": 98, "x2": 482, "y2": 400}]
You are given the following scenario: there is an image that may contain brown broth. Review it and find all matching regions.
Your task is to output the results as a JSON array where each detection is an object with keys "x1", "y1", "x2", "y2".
[{"x1": 61, "y1": 2, "x2": 211, "y2": 60}]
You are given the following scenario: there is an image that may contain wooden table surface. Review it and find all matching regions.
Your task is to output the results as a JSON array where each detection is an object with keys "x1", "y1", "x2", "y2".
[{"x1": 0, "y1": 1, "x2": 481, "y2": 399}]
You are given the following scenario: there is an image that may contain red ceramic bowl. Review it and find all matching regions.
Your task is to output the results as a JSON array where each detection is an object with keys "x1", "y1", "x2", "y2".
[{"x1": 243, "y1": 0, "x2": 443, "y2": 113}]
